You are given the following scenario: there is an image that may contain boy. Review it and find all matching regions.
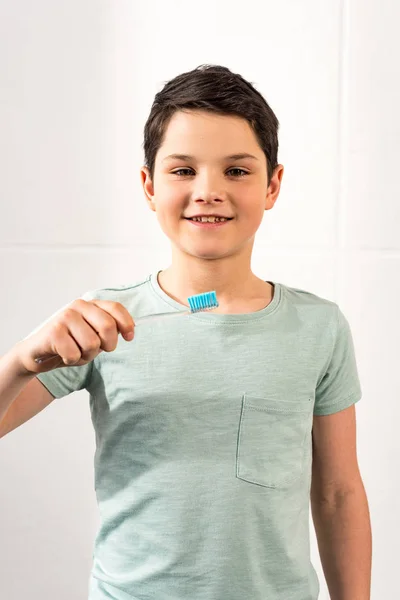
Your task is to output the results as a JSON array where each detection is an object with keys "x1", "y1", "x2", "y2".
[{"x1": 0, "y1": 64, "x2": 371, "y2": 599}]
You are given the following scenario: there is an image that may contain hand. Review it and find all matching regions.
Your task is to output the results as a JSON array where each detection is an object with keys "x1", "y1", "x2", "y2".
[{"x1": 14, "y1": 299, "x2": 135, "y2": 375}]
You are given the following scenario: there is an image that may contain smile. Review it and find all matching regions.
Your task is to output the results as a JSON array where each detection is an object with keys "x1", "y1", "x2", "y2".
[
  {"x1": 184, "y1": 217, "x2": 232, "y2": 228},
  {"x1": 186, "y1": 216, "x2": 232, "y2": 223}
]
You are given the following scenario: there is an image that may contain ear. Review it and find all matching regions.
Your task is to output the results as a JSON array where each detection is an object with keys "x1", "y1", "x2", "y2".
[
  {"x1": 140, "y1": 166, "x2": 156, "y2": 212},
  {"x1": 265, "y1": 164, "x2": 284, "y2": 211}
]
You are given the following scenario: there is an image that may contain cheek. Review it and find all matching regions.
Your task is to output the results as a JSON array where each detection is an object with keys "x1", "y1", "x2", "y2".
[
  {"x1": 240, "y1": 196, "x2": 266, "y2": 219},
  {"x1": 154, "y1": 195, "x2": 183, "y2": 229},
  {"x1": 155, "y1": 188, "x2": 183, "y2": 212}
]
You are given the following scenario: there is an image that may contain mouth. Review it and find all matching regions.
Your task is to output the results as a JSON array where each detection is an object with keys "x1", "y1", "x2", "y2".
[
  {"x1": 183, "y1": 216, "x2": 233, "y2": 229},
  {"x1": 184, "y1": 216, "x2": 233, "y2": 223}
]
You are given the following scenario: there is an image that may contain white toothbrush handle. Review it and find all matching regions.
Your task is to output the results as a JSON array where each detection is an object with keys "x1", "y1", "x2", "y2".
[
  {"x1": 135, "y1": 310, "x2": 191, "y2": 324},
  {"x1": 34, "y1": 310, "x2": 192, "y2": 363}
]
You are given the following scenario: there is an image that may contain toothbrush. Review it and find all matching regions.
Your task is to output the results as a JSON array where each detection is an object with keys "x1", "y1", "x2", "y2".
[
  {"x1": 135, "y1": 290, "x2": 219, "y2": 324},
  {"x1": 34, "y1": 291, "x2": 218, "y2": 364}
]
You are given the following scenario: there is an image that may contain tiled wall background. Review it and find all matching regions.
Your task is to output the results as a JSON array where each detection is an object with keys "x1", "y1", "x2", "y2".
[{"x1": 1, "y1": 1, "x2": 398, "y2": 597}]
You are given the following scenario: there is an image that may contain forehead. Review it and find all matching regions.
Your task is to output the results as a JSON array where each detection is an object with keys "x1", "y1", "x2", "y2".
[{"x1": 157, "y1": 110, "x2": 263, "y2": 162}]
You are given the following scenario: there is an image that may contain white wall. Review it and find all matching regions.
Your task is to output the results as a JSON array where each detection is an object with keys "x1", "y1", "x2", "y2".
[{"x1": 1, "y1": 0, "x2": 398, "y2": 597}]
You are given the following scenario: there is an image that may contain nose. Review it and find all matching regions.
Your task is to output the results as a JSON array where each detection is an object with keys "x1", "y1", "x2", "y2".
[{"x1": 191, "y1": 171, "x2": 227, "y2": 204}]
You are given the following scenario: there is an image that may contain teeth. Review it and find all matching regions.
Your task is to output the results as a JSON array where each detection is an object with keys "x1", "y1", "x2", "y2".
[{"x1": 190, "y1": 216, "x2": 228, "y2": 223}]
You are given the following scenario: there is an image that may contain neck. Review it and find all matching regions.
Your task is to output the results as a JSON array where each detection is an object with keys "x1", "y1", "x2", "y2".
[{"x1": 158, "y1": 250, "x2": 268, "y2": 308}]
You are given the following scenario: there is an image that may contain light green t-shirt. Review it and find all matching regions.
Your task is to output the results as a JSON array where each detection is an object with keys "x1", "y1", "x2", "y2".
[{"x1": 35, "y1": 272, "x2": 362, "y2": 600}]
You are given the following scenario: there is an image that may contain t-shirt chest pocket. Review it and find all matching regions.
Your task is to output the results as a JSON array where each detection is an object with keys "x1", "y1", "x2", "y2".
[{"x1": 236, "y1": 394, "x2": 314, "y2": 489}]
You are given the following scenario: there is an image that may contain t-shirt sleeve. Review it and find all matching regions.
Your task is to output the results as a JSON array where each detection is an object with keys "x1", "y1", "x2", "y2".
[
  {"x1": 35, "y1": 361, "x2": 92, "y2": 399},
  {"x1": 314, "y1": 305, "x2": 362, "y2": 416},
  {"x1": 24, "y1": 289, "x2": 98, "y2": 400}
]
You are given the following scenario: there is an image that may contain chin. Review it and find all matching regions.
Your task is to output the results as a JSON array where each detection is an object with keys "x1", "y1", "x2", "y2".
[{"x1": 185, "y1": 247, "x2": 235, "y2": 261}]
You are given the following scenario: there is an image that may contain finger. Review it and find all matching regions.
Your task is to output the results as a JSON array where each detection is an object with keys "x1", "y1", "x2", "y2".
[
  {"x1": 67, "y1": 300, "x2": 133, "y2": 351},
  {"x1": 51, "y1": 319, "x2": 91, "y2": 365},
  {"x1": 81, "y1": 299, "x2": 135, "y2": 339}
]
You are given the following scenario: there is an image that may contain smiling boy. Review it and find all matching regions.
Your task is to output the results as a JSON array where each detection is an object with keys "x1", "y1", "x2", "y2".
[
  {"x1": 4, "y1": 64, "x2": 372, "y2": 600},
  {"x1": 141, "y1": 108, "x2": 281, "y2": 315}
]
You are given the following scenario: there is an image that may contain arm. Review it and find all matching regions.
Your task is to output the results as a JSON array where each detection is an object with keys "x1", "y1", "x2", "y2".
[
  {"x1": 0, "y1": 346, "x2": 55, "y2": 438},
  {"x1": 310, "y1": 404, "x2": 372, "y2": 600},
  {"x1": 0, "y1": 347, "x2": 37, "y2": 424}
]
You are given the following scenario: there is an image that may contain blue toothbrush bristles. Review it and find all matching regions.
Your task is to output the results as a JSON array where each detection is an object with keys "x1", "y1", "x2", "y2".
[{"x1": 187, "y1": 291, "x2": 219, "y2": 313}]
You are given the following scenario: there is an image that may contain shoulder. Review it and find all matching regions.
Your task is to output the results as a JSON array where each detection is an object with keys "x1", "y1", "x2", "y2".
[
  {"x1": 277, "y1": 282, "x2": 351, "y2": 353},
  {"x1": 279, "y1": 281, "x2": 340, "y2": 322},
  {"x1": 78, "y1": 273, "x2": 165, "y2": 320},
  {"x1": 81, "y1": 274, "x2": 152, "y2": 303}
]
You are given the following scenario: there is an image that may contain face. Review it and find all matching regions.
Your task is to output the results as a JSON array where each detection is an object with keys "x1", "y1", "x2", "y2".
[{"x1": 141, "y1": 110, "x2": 283, "y2": 262}]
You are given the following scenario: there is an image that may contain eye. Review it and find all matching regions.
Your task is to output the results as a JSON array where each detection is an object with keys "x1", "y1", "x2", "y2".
[
  {"x1": 172, "y1": 168, "x2": 194, "y2": 176},
  {"x1": 227, "y1": 168, "x2": 249, "y2": 177},
  {"x1": 171, "y1": 168, "x2": 249, "y2": 177}
]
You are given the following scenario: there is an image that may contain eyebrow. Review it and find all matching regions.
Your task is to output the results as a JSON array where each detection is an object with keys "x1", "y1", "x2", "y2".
[{"x1": 162, "y1": 153, "x2": 259, "y2": 162}]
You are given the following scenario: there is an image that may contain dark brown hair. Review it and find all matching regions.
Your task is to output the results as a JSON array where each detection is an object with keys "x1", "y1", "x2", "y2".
[{"x1": 142, "y1": 64, "x2": 280, "y2": 186}]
